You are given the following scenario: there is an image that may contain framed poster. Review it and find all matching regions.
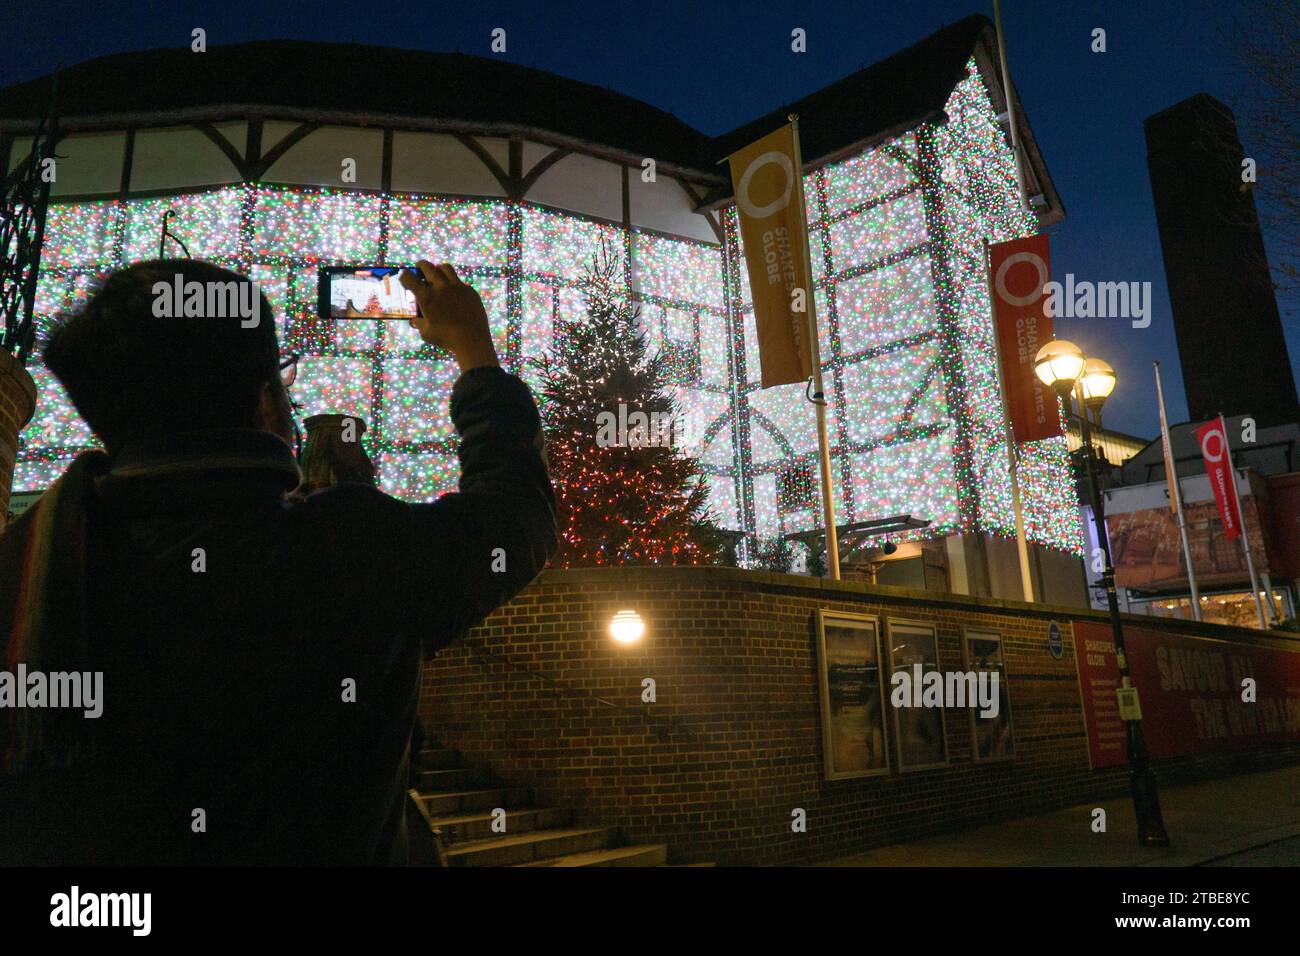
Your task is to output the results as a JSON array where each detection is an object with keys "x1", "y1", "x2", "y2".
[
  {"x1": 886, "y1": 618, "x2": 949, "y2": 771},
  {"x1": 815, "y1": 610, "x2": 890, "y2": 780},
  {"x1": 962, "y1": 627, "x2": 1016, "y2": 762}
]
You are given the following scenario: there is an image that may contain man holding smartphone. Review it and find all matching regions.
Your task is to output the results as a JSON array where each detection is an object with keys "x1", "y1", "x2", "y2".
[{"x1": 0, "y1": 257, "x2": 556, "y2": 865}]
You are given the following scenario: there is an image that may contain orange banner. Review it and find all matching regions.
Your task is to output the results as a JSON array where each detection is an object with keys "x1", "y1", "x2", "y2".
[
  {"x1": 729, "y1": 124, "x2": 814, "y2": 388},
  {"x1": 988, "y1": 235, "x2": 1061, "y2": 443}
]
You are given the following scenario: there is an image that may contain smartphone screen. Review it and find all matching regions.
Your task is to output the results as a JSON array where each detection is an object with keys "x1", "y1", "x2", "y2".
[{"x1": 320, "y1": 266, "x2": 418, "y2": 319}]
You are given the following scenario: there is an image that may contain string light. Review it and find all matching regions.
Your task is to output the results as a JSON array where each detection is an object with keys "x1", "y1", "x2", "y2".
[
  {"x1": 40, "y1": 200, "x2": 123, "y2": 270},
  {"x1": 125, "y1": 191, "x2": 243, "y2": 262},
  {"x1": 929, "y1": 62, "x2": 1084, "y2": 553},
  {"x1": 17, "y1": 68, "x2": 1082, "y2": 559}
]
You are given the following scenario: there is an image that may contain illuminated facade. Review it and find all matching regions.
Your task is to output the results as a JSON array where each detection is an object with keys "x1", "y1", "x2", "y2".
[{"x1": 5, "y1": 26, "x2": 1084, "y2": 564}]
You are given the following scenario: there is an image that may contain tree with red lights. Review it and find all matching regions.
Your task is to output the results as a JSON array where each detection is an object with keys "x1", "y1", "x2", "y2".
[{"x1": 533, "y1": 238, "x2": 724, "y2": 567}]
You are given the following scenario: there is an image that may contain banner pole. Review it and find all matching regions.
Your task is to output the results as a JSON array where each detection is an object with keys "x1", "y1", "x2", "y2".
[
  {"x1": 1222, "y1": 414, "x2": 1269, "y2": 628},
  {"x1": 789, "y1": 114, "x2": 840, "y2": 580},
  {"x1": 987, "y1": 0, "x2": 1041, "y2": 604},
  {"x1": 992, "y1": 0, "x2": 1029, "y2": 211},
  {"x1": 1154, "y1": 362, "x2": 1201, "y2": 620},
  {"x1": 982, "y1": 239, "x2": 1035, "y2": 603}
]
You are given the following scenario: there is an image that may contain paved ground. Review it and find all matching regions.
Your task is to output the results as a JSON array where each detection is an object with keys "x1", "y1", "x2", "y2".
[
  {"x1": 815, "y1": 764, "x2": 1300, "y2": 866},
  {"x1": 1203, "y1": 835, "x2": 1300, "y2": 866}
]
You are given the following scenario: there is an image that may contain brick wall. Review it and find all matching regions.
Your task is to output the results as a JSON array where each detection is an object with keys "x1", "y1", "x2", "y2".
[
  {"x1": 0, "y1": 350, "x2": 37, "y2": 532},
  {"x1": 419, "y1": 566, "x2": 1300, "y2": 865}
]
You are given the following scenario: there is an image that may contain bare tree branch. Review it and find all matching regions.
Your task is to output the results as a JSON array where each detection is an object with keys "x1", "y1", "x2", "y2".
[{"x1": 1225, "y1": 0, "x2": 1299, "y2": 291}]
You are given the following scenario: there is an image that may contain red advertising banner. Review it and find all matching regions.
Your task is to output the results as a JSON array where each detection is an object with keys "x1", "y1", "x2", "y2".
[
  {"x1": 988, "y1": 235, "x2": 1061, "y2": 443},
  {"x1": 1196, "y1": 416, "x2": 1241, "y2": 541},
  {"x1": 1075, "y1": 620, "x2": 1300, "y2": 769},
  {"x1": 1073, "y1": 622, "x2": 1128, "y2": 768}
]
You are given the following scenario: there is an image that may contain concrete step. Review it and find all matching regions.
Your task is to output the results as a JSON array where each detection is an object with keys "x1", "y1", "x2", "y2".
[
  {"x1": 446, "y1": 827, "x2": 618, "y2": 867},
  {"x1": 420, "y1": 786, "x2": 530, "y2": 816},
  {"x1": 414, "y1": 767, "x2": 490, "y2": 791},
  {"x1": 516, "y1": 844, "x2": 669, "y2": 867},
  {"x1": 425, "y1": 806, "x2": 573, "y2": 844},
  {"x1": 414, "y1": 748, "x2": 462, "y2": 770}
]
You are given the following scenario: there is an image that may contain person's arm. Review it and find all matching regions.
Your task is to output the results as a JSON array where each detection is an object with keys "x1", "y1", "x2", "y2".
[
  {"x1": 398, "y1": 262, "x2": 557, "y2": 655},
  {"x1": 400, "y1": 261, "x2": 500, "y2": 373}
]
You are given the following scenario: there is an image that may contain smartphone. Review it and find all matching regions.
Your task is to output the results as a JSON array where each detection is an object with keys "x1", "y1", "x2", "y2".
[{"x1": 318, "y1": 266, "x2": 422, "y2": 320}]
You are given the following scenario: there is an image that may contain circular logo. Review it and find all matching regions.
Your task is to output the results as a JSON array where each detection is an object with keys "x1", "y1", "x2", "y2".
[
  {"x1": 1200, "y1": 428, "x2": 1225, "y2": 464},
  {"x1": 736, "y1": 150, "x2": 794, "y2": 220},
  {"x1": 994, "y1": 252, "x2": 1048, "y2": 307}
]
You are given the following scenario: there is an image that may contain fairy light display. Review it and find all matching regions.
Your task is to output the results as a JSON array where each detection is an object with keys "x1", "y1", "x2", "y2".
[
  {"x1": 727, "y1": 128, "x2": 959, "y2": 544},
  {"x1": 125, "y1": 190, "x2": 244, "y2": 263},
  {"x1": 39, "y1": 200, "x2": 120, "y2": 270},
  {"x1": 719, "y1": 58, "x2": 1080, "y2": 554},
  {"x1": 534, "y1": 238, "x2": 723, "y2": 566},
  {"x1": 928, "y1": 62, "x2": 1084, "y2": 553},
  {"x1": 16, "y1": 59, "x2": 1080, "y2": 557},
  {"x1": 387, "y1": 197, "x2": 510, "y2": 266}
]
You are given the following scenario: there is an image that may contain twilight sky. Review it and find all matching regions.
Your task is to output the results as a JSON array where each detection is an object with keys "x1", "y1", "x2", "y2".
[{"x1": 3, "y1": 0, "x2": 1293, "y2": 438}]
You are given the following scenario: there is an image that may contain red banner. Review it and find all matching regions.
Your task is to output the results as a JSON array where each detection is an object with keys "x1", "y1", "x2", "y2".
[
  {"x1": 1075, "y1": 620, "x2": 1300, "y2": 769},
  {"x1": 1197, "y1": 416, "x2": 1241, "y2": 541},
  {"x1": 988, "y1": 235, "x2": 1061, "y2": 443},
  {"x1": 1073, "y1": 622, "x2": 1128, "y2": 768}
]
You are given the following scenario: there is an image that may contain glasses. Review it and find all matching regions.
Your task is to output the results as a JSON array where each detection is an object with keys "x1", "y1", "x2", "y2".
[
  {"x1": 279, "y1": 352, "x2": 300, "y2": 387},
  {"x1": 278, "y1": 353, "x2": 304, "y2": 461}
]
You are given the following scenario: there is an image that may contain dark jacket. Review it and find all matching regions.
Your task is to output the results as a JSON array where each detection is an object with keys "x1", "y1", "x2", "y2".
[{"x1": 0, "y1": 365, "x2": 556, "y2": 865}]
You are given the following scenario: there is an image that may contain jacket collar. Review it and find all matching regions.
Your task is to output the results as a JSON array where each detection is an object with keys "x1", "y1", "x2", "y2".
[{"x1": 95, "y1": 428, "x2": 302, "y2": 502}]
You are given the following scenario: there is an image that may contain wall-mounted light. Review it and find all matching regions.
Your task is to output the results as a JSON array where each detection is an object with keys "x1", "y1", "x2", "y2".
[{"x1": 609, "y1": 609, "x2": 645, "y2": 645}]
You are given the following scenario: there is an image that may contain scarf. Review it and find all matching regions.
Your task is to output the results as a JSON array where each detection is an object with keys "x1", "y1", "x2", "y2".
[
  {"x1": 1, "y1": 429, "x2": 302, "y2": 773},
  {"x1": 1, "y1": 449, "x2": 110, "y2": 772}
]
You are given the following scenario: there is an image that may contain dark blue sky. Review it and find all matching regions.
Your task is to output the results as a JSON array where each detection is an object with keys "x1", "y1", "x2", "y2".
[{"x1": 5, "y1": 0, "x2": 1293, "y2": 438}]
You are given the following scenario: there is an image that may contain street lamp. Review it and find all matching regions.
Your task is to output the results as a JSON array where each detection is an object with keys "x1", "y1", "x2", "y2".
[
  {"x1": 1034, "y1": 340, "x2": 1170, "y2": 848},
  {"x1": 1078, "y1": 358, "x2": 1116, "y2": 425}
]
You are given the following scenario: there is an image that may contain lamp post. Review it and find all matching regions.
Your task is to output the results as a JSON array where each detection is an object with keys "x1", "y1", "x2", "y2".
[{"x1": 1034, "y1": 340, "x2": 1170, "y2": 848}]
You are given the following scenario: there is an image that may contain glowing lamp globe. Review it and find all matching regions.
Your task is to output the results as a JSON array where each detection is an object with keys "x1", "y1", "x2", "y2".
[
  {"x1": 1079, "y1": 358, "x2": 1117, "y2": 405},
  {"x1": 1033, "y1": 339, "x2": 1085, "y2": 392},
  {"x1": 609, "y1": 610, "x2": 645, "y2": 644}
]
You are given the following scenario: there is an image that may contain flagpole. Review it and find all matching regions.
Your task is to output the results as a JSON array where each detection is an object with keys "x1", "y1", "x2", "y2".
[
  {"x1": 789, "y1": 114, "x2": 840, "y2": 580},
  {"x1": 1154, "y1": 362, "x2": 1201, "y2": 621},
  {"x1": 1221, "y1": 413, "x2": 1269, "y2": 627},
  {"x1": 992, "y1": 0, "x2": 1029, "y2": 211},
  {"x1": 983, "y1": 239, "x2": 1035, "y2": 603},
  {"x1": 989, "y1": 2, "x2": 1037, "y2": 602}
]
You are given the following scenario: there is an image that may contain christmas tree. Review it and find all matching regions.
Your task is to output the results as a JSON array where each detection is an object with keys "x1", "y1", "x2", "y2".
[{"x1": 533, "y1": 237, "x2": 725, "y2": 567}]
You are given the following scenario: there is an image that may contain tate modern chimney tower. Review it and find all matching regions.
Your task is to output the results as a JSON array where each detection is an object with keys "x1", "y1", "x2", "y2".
[{"x1": 1145, "y1": 93, "x2": 1300, "y2": 428}]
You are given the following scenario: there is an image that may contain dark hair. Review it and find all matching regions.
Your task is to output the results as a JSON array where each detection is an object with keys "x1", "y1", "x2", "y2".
[{"x1": 44, "y1": 259, "x2": 282, "y2": 447}]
